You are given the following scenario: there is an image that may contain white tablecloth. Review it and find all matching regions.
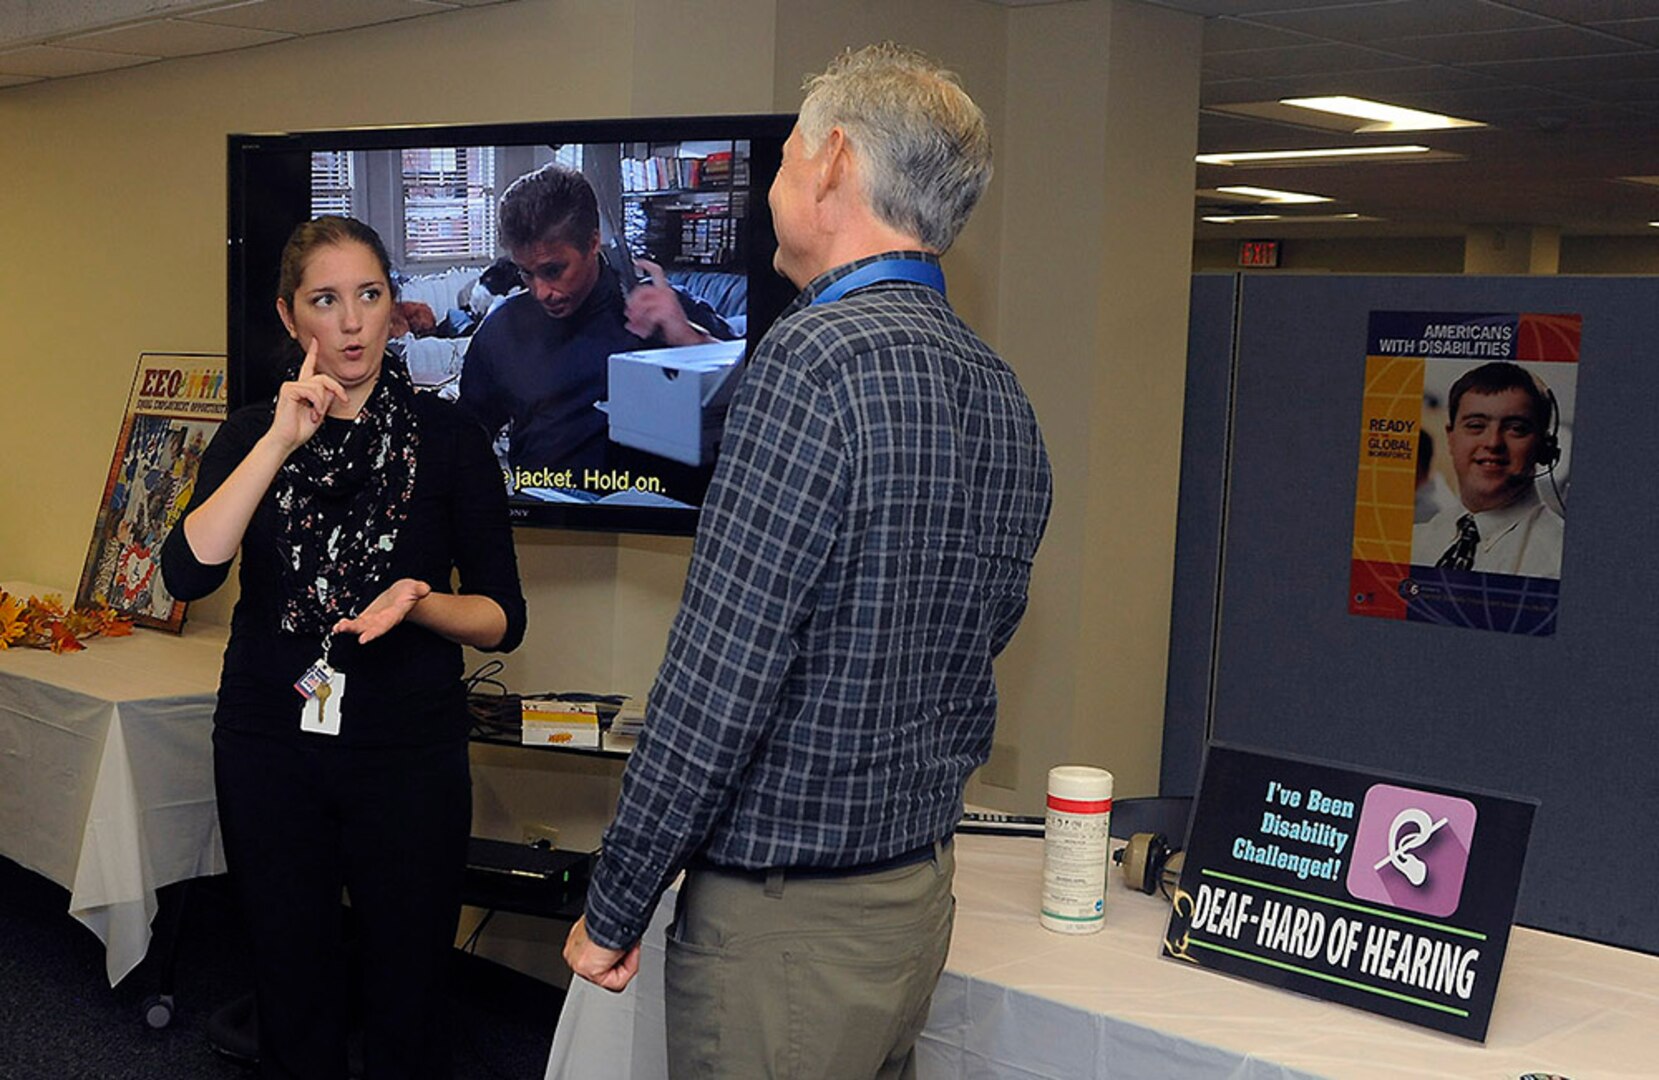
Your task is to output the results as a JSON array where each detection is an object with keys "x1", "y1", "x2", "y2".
[
  {"x1": 0, "y1": 583, "x2": 226, "y2": 985},
  {"x1": 548, "y1": 833, "x2": 1659, "y2": 1079}
]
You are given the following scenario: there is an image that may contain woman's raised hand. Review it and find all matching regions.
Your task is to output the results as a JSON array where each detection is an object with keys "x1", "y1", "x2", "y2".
[{"x1": 270, "y1": 339, "x2": 349, "y2": 452}]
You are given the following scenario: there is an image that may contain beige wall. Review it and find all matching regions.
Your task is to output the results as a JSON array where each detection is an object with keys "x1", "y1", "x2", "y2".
[
  {"x1": 0, "y1": 0, "x2": 1202, "y2": 979},
  {"x1": 1561, "y1": 235, "x2": 1659, "y2": 274}
]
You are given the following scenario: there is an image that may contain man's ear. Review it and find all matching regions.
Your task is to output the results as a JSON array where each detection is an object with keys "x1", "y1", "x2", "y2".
[{"x1": 816, "y1": 126, "x2": 852, "y2": 202}]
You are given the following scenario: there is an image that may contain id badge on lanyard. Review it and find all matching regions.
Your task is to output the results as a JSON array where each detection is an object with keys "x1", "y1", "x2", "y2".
[{"x1": 294, "y1": 632, "x2": 345, "y2": 736}]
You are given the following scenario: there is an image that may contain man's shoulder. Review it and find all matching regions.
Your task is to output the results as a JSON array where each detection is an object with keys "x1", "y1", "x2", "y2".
[
  {"x1": 470, "y1": 293, "x2": 546, "y2": 347},
  {"x1": 766, "y1": 290, "x2": 997, "y2": 368}
]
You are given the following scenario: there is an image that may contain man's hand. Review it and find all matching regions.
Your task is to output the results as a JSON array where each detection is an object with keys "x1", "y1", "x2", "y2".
[
  {"x1": 563, "y1": 915, "x2": 641, "y2": 993},
  {"x1": 332, "y1": 578, "x2": 431, "y2": 645},
  {"x1": 624, "y1": 258, "x2": 714, "y2": 347}
]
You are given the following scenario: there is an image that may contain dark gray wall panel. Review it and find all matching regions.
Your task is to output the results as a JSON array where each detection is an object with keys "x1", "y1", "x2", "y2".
[
  {"x1": 1202, "y1": 274, "x2": 1658, "y2": 952},
  {"x1": 1161, "y1": 274, "x2": 1238, "y2": 797}
]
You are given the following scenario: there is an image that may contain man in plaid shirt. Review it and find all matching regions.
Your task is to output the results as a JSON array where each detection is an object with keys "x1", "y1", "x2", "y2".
[{"x1": 565, "y1": 43, "x2": 1052, "y2": 1078}]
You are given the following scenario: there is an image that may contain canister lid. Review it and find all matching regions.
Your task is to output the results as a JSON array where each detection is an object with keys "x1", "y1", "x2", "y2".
[{"x1": 1047, "y1": 765, "x2": 1114, "y2": 801}]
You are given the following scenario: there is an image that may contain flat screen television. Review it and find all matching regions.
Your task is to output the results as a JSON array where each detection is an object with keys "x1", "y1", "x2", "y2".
[{"x1": 228, "y1": 115, "x2": 797, "y2": 535}]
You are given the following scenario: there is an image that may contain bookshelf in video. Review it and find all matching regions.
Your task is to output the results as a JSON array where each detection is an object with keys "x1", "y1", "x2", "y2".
[{"x1": 621, "y1": 139, "x2": 749, "y2": 270}]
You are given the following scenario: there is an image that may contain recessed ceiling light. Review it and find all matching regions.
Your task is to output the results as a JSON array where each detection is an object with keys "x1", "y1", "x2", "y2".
[
  {"x1": 1202, "y1": 212, "x2": 1374, "y2": 224},
  {"x1": 1197, "y1": 145, "x2": 1435, "y2": 166},
  {"x1": 1279, "y1": 96, "x2": 1485, "y2": 132},
  {"x1": 1215, "y1": 185, "x2": 1332, "y2": 204}
]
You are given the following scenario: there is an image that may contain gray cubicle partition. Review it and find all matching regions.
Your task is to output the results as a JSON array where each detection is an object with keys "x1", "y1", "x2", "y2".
[
  {"x1": 1161, "y1": 274, "x2": 1238, "y2": 800},
  {"x1": 1164, "y1": 272, "x2": 1658, "y2": 953}
]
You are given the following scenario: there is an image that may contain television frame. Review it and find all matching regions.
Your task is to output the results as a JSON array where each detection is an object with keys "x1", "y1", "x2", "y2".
[{"x1": 227, "y1": 114, "x2": 798, "y2": 536}]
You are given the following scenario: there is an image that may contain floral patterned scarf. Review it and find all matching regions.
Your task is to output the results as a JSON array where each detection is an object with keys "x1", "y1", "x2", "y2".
[{"x1": 272, "y1": 352, "x2": 420, "y2": 636}]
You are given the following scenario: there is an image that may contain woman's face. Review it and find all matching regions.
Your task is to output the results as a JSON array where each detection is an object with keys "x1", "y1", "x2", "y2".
[{"x1": 276, "y1": 240, "x2": 392, "y2": 395}]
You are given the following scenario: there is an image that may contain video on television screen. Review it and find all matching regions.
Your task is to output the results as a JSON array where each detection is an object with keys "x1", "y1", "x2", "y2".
[{"x1": 228, "y1": 117, "x2": 796, "y2": 534}]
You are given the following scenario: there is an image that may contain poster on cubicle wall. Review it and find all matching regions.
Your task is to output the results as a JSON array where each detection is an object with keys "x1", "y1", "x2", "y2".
[
  {"x1": 76, "y1": 353, "x2": 227, "y2": 633},
  {"x1": 1162, "y1": 743, "x2": 1536, "y2": 1042},
  {"x1": 1347, "y1": 311, "x2": 1580, "y2": 636}
]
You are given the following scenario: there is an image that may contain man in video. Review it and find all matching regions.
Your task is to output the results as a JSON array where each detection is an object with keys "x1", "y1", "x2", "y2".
[
  {"x1": 457, "y1": 163, "x2": 734, "y2": 484},
  {"x1": 1412, "y1": 361, "x2": 1564, "y2": 578}
]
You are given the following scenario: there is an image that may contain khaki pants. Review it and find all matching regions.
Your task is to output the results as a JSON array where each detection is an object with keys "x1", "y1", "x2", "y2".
[{"x1": 665, "y1": 844, "x2": 955, "y2": 1080}]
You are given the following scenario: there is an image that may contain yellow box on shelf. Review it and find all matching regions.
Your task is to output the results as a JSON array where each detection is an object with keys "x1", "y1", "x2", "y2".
[{"x1": 520, "y1": 698, "x2": 600, "y2": 748}]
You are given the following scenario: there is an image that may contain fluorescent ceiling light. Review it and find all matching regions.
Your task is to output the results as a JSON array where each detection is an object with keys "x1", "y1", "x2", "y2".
[
  {"x1": 1215, "y1": 185, "x2": 1331, "y2": 204},
  {"x1": 1279, "y1": 96, "x2": 1484, "y2": 132},
  {"x1": 1202, "y1": 212, "x2": 1374, "y2": 224},
  {"x1": 1197, "y1": 145, "x2": 1433, "y2": 166}
]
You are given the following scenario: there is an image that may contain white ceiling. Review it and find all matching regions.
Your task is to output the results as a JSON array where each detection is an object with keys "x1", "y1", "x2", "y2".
[
  {"x1": 4, "y1": 0, "x2": 1656, "y2": 238},
  {"x1": 0, "y1": 0, "x2": 510, "y2": 88},
  {"x1": 1138, "y1": 0, "x2": 1659, "y2": 239}
]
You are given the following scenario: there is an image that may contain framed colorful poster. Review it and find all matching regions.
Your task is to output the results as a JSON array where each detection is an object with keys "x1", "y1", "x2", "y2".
[
  {"x1": 76, "y1": 353, "x2": 227, "y2": 632},
  {"x1": 1348, "y1": 312, "x2": 1579, "y2": 635}
]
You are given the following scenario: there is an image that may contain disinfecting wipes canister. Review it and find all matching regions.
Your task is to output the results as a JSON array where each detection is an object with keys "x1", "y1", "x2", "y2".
[{"x1": 1040, "y1": 765, "x2": 1114, "y2": 933}]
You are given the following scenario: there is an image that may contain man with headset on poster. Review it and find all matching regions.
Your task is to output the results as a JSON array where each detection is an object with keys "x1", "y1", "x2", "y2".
[{"x1": 1412, "y1": 361, "x2": 1565, "y2": 579}]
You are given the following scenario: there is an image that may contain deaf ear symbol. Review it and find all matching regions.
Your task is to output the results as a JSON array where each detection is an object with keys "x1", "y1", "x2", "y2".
[{"x1": 1373, "y1": 808, "x2": 1448, "y2": 887}]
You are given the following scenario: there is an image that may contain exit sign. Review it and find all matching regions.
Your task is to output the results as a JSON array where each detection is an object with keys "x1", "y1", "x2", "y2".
[{"x1": 1239, "y1": 240, "x2": 1280, "y2": 267}]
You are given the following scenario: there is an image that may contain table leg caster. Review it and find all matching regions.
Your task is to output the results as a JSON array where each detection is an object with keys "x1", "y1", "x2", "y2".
[{"x1": 141, "y1": 993, "x2": 175, "y2": 1030}]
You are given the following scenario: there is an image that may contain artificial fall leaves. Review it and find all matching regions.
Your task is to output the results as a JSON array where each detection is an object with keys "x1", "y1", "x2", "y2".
[{"x1": 0, "y1": 590, "x2": 132, "y2": 654}]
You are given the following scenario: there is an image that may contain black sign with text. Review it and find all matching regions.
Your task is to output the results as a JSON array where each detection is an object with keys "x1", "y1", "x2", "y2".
[{"x1": 1163, "y1": 744, "x2": 1536, "y2": 1041}]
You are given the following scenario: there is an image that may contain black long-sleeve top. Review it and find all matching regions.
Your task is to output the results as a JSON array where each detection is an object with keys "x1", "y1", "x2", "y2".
[{"x1": 161, "y1": 393, "x2": 526, "y2": 746}]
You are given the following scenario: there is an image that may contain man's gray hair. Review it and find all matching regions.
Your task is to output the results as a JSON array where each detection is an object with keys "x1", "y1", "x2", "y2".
[{"x1": 796, "y1": 43, "x2": 992, "y2": 253}]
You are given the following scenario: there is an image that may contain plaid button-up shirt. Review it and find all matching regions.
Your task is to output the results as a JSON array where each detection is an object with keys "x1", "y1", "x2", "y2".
[{"x1": 585, "y1": 252, "x2": 1052, "y2": 948}]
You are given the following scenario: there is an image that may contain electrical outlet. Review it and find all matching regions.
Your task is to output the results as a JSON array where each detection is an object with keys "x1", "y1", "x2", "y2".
[
  {"x1": 522, "y1": 822, "x2": 560, "y2": 849},
  {"x1": 982, "y1": 742, "x2": 1019, "y2": 790}
]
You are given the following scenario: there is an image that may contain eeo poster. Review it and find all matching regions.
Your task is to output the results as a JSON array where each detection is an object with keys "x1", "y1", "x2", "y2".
[
  {"x1": 76, "y1": 353, "x2": 227, "y2": 632},
  {"x1": 1348, "y1": 311, "x2": 1580, "y2": 636},
  {"x1": 1163, "y1": 744, "x2": 1536, "y2": 1041}
]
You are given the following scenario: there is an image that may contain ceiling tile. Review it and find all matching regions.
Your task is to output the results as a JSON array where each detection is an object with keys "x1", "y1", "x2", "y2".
[
  {"x1": 187, "y1": 0, "x2": 458, "y2": 36},
  {"x1": 1589, "y1": 17, "x2": 1659, "y2": 46},
  {"x1": 1457, "y1": 102, "x2": 1650, "y2": 130},
  {"x1": 1203, "y1": 17, "x2": 1318, "y2": 53},
  {"x1": 1375, "y1": 25, "x2": 1647, "y2": 64},
  {"x1": 1592, "y1": 75, "x2": 1659, "y2": 102},
  {"x1": 1463, "y1": 51, "x2": 1659, "y2": 85},
  {"x1": 1377, "y1": 84, "x2": 1605, "y2": 116},
  {"x1": 0, "y1": 44, "x2": 155, "y2": 78},
  {"x1": 1248, "y1": 0, "x2": 1551, "y2": 41},
  {"x1": 62, "y1": 18, "x2": 291, "y2": 58},
  {"x1": 1267, "y1": 65, "x2": 1500, "y2": 97},
  {"x1": 0, "y1": 71, "x2": 41, "y2": 87},
  {"x1": 1204, "y1": 42, "x2": 1420, "y2": 79},
  {"x1": 1140, "y1": 0, "x2": 1405, "y2": 15},
  {"x1": 1500, "y1": 0, "x2": 1659, "y2": 20}
]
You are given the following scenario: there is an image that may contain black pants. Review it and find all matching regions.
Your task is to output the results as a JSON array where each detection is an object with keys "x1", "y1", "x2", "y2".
[{"x1": 214, "y1": 727, "x2": 471, "y2": 1080}]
